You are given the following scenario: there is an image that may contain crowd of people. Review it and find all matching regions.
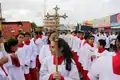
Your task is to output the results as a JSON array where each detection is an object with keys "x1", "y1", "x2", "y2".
[{"x1": 0, "y1": 30, "x2": 120, "y2": 80}]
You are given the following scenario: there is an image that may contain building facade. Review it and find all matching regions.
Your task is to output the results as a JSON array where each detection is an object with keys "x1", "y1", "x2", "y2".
[{"x1": 2, "y1": 21, "x2": 32, "y2": 38}]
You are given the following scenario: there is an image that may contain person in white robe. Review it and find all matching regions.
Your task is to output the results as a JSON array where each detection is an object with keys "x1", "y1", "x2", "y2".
[
  {"x1": 78, "y1": 34, "x2": 95, "y2": 80},
  {"x1": 69, "y1": 31, "x2": 77, "y2": 49},
  {"x1": 105, "y1": 35, "x2": 110, "y2": 50},
  {"x1": 88, "y1": 34, "x2": 120, "y2": 80},
  {"x1": 34, "y1": 31, "x2": 44, "y2": 54},
  {"x1": 4, "y1": 38, "x2": 25, "y2": 80},
  {"x1": 65, "y1": 32, "x2": 72, "y2": 47},
  {"x1": 40, "y1": 38, "x2": 80, "y2": 80},
  {"x1": 42, "y1": 32, "x2": 49, "y2": 45},
  {"x1": 16, "y1": 33, "x2": 31, "y2": 80},
  {"x1": 34, "y1": 31, "x2": 44, "y2": 70},
  {"x1": 24, "y1": 32, "x2": 38, "y2": 80},
  {"x1": 94, "y1": 39, "x2": 109, "y2": 57},
  {"x1": 0, "y1": 33, "x2": 12, "y2": 80}
]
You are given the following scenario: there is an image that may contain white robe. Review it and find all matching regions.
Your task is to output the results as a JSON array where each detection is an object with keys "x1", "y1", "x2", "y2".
[
  {"x1": 42, "y1": 36, "x2": 48, "y2": 45},
  {"x1": 94, "y1": 49, "x2": 110, "y2": 58},
  {"x1": 40, "y1": 56, "x2": 80, "y2": 80},
  {"x1": 23, "y1": 41, "x2": 37, "y2": 68},
  {"x1": 0, "y1": 52, "x2": 11, "y2": 80},
  {"x1": 79, "y1": 43, "x2": 95, "y2": 70},
  {"x1": 16, "y1": 45, "x2": 31, "y2": 74},
  {"x1": 105, "y1": 37, "x2": 110, "y2": 48},
  {"x1": 69, "y1": 35, "x2": 75, "y2": 48},
  {"x1": 88, "y1": 55, "x2": 120, "y2": 80},
  {"x1": 99, "y1": 35, "x2": 106, "y2": 40},
  {"x1": 65, "y1": 34, "x2": 72, "y2": 47},
  {"x1": 5, "y1": 54, "x2": 25, "y2": 80},
  {"x1": 80, "y1": 39, "x2": 85, "y2": 48},
  {"x1": 34, "y1": 37, "x2": 44, "y2": 54},
  {"x1": 39, "y1": 45, "x2": 52, "y2": 65},
  {"x1": 72, "y1": 36, "x2": 79, "y2": 52}
]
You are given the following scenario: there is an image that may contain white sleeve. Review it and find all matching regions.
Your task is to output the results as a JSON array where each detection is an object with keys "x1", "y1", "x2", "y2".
[
  {"x1": 4, "y1": 55, "x2": 13, "y2": 68},
  {"x1": 76, "y1": 39, "x2": 80, "y2": 52},
  {"x1": 40, "y1": 58, "x2": 51, "y2": 80},
  {"x1": 1, "y1": 43, "x2": 7, "y2": 56},
  {"x1": 31, "y1": 44, "x2": 37, "y2": 61},
  {"x1": 0, "y1": 52, "x2": 3, "y2": 59},
  {"x1": 24, "y1": 47, "x2": 31, "y2": 66},
  {"x1": 64, "y1": 63, "x2": 80, "y2": 80},
  {"x1": 88, "y1": 57, "x2": 104, "y2": 80},
  {"x1": 39, "y1": 46, "x2": 46, "y2": 65}
]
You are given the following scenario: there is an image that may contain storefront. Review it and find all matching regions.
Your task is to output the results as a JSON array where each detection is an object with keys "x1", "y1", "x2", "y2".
[{"x1": 110, "y1": 23, "x2": 120, "y2": 32}]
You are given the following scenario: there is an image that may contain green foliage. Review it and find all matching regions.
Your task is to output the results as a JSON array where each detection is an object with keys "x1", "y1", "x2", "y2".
[{"x1": 31, "y1": 22, "x2": 37, "y2": 27}]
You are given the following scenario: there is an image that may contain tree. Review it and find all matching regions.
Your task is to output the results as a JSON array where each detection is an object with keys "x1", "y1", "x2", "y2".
[{"x1": 31, "y1": 22, "x2": 37, "y2": 32}]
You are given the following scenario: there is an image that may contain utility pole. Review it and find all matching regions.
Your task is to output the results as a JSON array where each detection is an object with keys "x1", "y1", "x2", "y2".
[{"x1": 0, "y1": 3, "x2": 5, "y2": 31}]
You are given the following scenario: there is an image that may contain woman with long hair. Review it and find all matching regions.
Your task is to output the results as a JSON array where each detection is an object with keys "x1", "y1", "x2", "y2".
[
  {"x1": 40, "y1": 38, "x2": 79, "y2": 80},
  {"x1": 88, "y1": 34, "x2": 120, "y2": 80}
]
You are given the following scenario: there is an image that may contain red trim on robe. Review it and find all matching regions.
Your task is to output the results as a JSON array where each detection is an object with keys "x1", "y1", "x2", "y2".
[
  {"x1": 0, "y1": 63, "x2": 2, "y2": 66},
  {"x1": 80, "y1": 37, "x2": 84, "y2": 40},
  {"x1": 83, "y1": 41, "x2": 94, "y2": 47},
  {"x1": 83, "y1": 70, "x2": 90, "y2": 80},
  {"x1": 83, "y1": 41, "x2": 87, "y2": 46},
  {"x1": 49, "y1": 74, "x2": 64, "y2": 80},
  {"x1": 72, "y1": 51, "x2": 84, "y2": 74},
  {"x1": 1, "y1": 66, "x2": 8, "y2": 76},
  {"x1": 53, "y1": 56, "x2": 64, "y2": 65},
  {"x1": 88, "y1": 43, "x2": 94, "y2": 47},
  {"x1": 72, "y1": 34, "x2": 76, "y2": 36},
  {"x1": 24, "y1": 73, "x2": 31, "y2": 80},
  {"x1": 112, "y1": 51, "x2": 120, "y2": 75},
  {"x1": 49, "y1": 74, "x2": 53, "y2": 80},
  {"x1": 36, "y1": 55, "x2": 41, "y2": 70},
  {"x1": 10, "y1": 55, "x2": 20, "y2": 67},
  {"x1": 18, "y1": 43, "x2": 24, "y2": 48},
  {"x1": 49, "y1": 44, "x2": 51, "y2": 48},
  {"x1": 30, "y1": 68, "x2": 37, "y2": 80},
  {"x1": 98, "y1": 48, "x2": 106, "y2": 53},
  {"x1": 24, "y1": 40, "x2": 30, "y2": 45},
  {"x1": 34, "y1": 35, "x2": 42, "y2": 44}
]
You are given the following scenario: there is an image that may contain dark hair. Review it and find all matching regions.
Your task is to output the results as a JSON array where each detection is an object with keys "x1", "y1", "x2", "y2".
[
  {"x1": 24, "y1": 32, "x2": 31, "y2": 37},
  {"x1": 35, "y1": 31, "x2": 43, "y2": 35},
  {"x1": 73, "y1": 31, "x2": 77, "y2": 34},
  {"x1": 4, "y1": 38, "x2": 18, "y2": 53},
  {"x1": 47, "y1": 31, "x2": 56, "y2": 44},
  {"x1": 80, "y1": 31, "x2": 84, "y2": 34},
  {"x1": 16, "y1": 33, "x2": 25, "y2": 39},
  {"x1": 113, "y1": 34, "x2": 120, "y2": 51},
  {"x1": 0, "y1": 31, "x2": 3, "y2": 38},
  {"x1": 77, "y1": 31, "x2": 80, "y2": 34},
  {"x1": 58, "y1": 38, "x2": 73, "y2": 71},
  {"x1": 87, "y1": 35, "x2": 95, "y2": 40},
  {"x1": 84, "y1": 32, "x2": 90, "y2": 40},
  {"x1": 98, "y1": 39, "x2": 106, "y2": 47}
]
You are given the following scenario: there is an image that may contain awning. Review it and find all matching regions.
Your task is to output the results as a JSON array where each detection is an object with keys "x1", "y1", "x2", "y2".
[
  {"x1": 93, "y1": 24, "x2": 110, "y2": 28},
  {"x1": 111, "y1": 26, "x2": 120, "y2": 29},
  {"x1": 110, "y1": 23, "x2": 120, "y2": 27}
]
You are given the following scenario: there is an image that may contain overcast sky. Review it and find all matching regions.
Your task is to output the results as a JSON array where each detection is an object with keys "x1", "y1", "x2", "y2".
[{"x1": 0, "y1": 0, "x2": 120, "y2": 26}]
